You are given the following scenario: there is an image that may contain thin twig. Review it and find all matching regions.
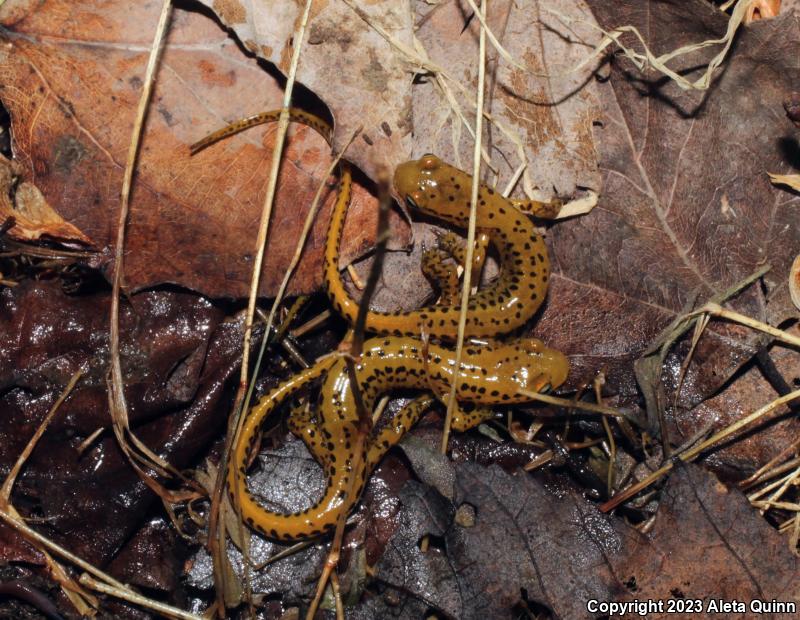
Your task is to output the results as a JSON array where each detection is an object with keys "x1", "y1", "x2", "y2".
[
  {"x1": 209, "y1": 0, "x2": 316, "y2": 613},
  {"x1": 601, "y1": 389, "x2": 800, "y2": 512},
  {"x1": 441, "y1": 0, "x2": 487, "y2": 454},
  {"x1": 516, "y1": 390, "x2": 627, "y2": 418},
  {"x1": 0, "y1": 370, "x2": 97, "y2": 615},
  {"x1": 306, "y1": 167, "x2": 393, "y2": 620},
  {"x1": 78, "y1": 574, "x2": 201, "y2": 620},
  {"x1": 691, "y1": 302, "x2": 800, "y2": 348},
  {"x1": 107, "y1": 0, "x2": 185, "y2": 487},
  {"x1": 1, "y1": 370, "x2": 83, "y2": 499}
]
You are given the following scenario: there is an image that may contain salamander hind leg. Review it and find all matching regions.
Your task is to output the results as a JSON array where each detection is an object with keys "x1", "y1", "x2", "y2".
[
  {"x1": 433, "y1": 230, "x2": 489, "y2": 282},
  {"x1": 287, "y1": 399, "x2": 332, "y2": 467},
  {"x1": 367, "y1": 395, "x2": 436, "y2": 470}
]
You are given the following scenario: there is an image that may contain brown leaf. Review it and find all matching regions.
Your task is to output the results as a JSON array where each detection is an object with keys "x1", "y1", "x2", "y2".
[
  {"x1": 0, "y1": 1, "x2": 409, "y2": 297},
  {"x1": 374, "y1": 460, "x2": 800, "y2": 618},
  {"x1": 411, "y1": 0, "x2": 602, "y2": 199},
  {"x1": 0, "y1": 281, "x2": 245, "y2": 565},
  {"x1": 620, "y1": 464, "x2": 800, "y2": 616},
  {"x1": 668, "y1": 329, "x2": 800, "y2": 477},
  {"x1": 538, "y1": 1, "x2": 800, "y2": 399},
  {"x1": 195, "y1": 0, "x2": 414, "y2": 183},
  {"x1": 0, "y1": 155, "x2": 91, "y2": 244}
]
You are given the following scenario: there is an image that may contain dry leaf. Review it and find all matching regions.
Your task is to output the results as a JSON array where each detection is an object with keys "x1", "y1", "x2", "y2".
[
  {"x1": 410, "y1": 0, "x2": 602, "y2": 199},
  {"x1": 195, "y1": 0, "x2": 414, "y2": 182},
  {"x1": 0, "y1": 155, "x2": 91, "y2": 244},
  {"x1": 0, "y1": 1, "x2": 409, "y2": 297},
  {"x1": 669, "y1": 327, "x2": 800, "y2": 475},
  {"x1": 535, "y1": 0, "x2": 800, "y2": 400},
  {"x1": 744, "y1": 0, "x2": 782, "y2": 23},
  {"x1": 372, "y1": 462, "x2": 800, "y2": 618},
  {"x1": 790, "y1": 253, "x2": 800, "y2": 311}
]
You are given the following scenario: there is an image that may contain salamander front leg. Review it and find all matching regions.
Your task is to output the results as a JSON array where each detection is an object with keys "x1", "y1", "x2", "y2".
[
  {"x1": 421, "y1": 245, "x2": 460, "y2": 305},
  {"x1": 510, "y1": 197, "x2": 563, "y2": 219},
  {"x1": 450, "y1": 401, "x2": 496, "y2": 432}
]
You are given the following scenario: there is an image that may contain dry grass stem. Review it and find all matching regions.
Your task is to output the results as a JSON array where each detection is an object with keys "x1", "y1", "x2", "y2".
[
  {"x1": 441, "y1": 0, "x2": 487, "y2": 454},
  {"x1": 544, "y1": 0, "x2": 752, "y2": 90},
  {"x1": 291, "y1": 309, "x2": 332, "y2": 338},
  {"x1": 517, "y1": 390, "x2": 626, "y2": 418},
  {"x1": 107, "y1": 0, "x2": 184, "y2": 489},
  {"x1": 690, "y1": 302, "x2": 800, "y2": 347},
  {"x1": 207, "y1": 0, "x2": 316, "y2": 613},
  {"x1": 1, "y1": 369, "x2": 82, "y2": 499},
  {"x1": 0, "y1": 370, "x2": 97, "y2": 615},
  {"x1": 601, "y1": 389, "x2": 800, "y2": 512},
  {"x1": 78, "y1": 574, "x2": 201, "y2": 620},
  {"x1": 307, "y1": 167, "x2": 393, "y2": 620}
]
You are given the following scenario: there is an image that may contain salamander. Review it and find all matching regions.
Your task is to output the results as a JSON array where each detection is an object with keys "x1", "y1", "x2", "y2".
[
  {"x1": 190, "y1": 109, "x2": 562, "y2": 342},
  {"x1": 192, "y1": 110, "x2": 569, "y2": 540},
  {"x1": 230, "y1": 336, "x2": 569, "y2": 540},
  {"x1": 326, "y1": 155, "x2": 561, "y2": 339}
]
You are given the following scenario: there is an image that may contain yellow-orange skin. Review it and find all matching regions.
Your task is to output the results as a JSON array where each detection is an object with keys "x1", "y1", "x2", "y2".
[
  {"x1": 230, "y1": 337, "x2": 568, "y2": 540},
  {"x1": 325, "y1": 154, "x2": 557, "y2": 340},
  {"x1": 192, "y1": 110, "x2": 570, "y2": 540}
]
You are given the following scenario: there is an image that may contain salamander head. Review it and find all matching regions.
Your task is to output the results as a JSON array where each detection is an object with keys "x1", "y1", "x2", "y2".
[
  {"x1": 490, "y1": 338, "x2": 569, "y2": 399},
  {"x1": 394, "y1": 154, "x2": 473, "y2": 225}
]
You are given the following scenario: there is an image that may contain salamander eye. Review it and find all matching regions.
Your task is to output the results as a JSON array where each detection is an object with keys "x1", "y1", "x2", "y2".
[{"x1": 420, "y1": 154, "x2": 439, "y2": 170}]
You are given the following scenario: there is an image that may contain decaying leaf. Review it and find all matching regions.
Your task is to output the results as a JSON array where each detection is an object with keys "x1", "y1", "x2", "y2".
[
  {"x1": 620, "y1": 464, "x2": 800, "y2": 613},
  {"x1": 372, "y1": 460, "x2": 800, "y2": 618},
  {"x1": 410, "y1": 0, "x2": 602, "y2": 200},
  {"x1": 0, "y1": 154, "x2": 91, "y2": 244},
  {"x1": 791, "y1": 254, "x2": 800, "y2": 311},
  {"x1": 0, "y1": 0, "x2": 409, "y2": 297},
  {"x1": 195, "y1": 0, "x2": 414, "y2": 182},
  {"x1": 535, "y1": 0, "x2": 800, "y2": 400},
  {"x1": 0, "y1": 281, "x2": 239, "y2": 565},
  {"x1": 668, "y1": 328, "x2": 800, "y2": 476}
]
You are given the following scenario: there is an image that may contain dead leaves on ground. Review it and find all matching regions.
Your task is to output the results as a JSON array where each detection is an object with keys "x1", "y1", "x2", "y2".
[
  {"x1": 0, "y1": 0, "x2": 799, "y2": 618},
  {"x1": 0, "y1": 0, "x2": 409, "y2": 297},
  {"x1": 0, "y1": 154, "x2": 91, "y2": 245},
  {"x1": 371, "y1": 461, "x2": 800, "y2": 619}
]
